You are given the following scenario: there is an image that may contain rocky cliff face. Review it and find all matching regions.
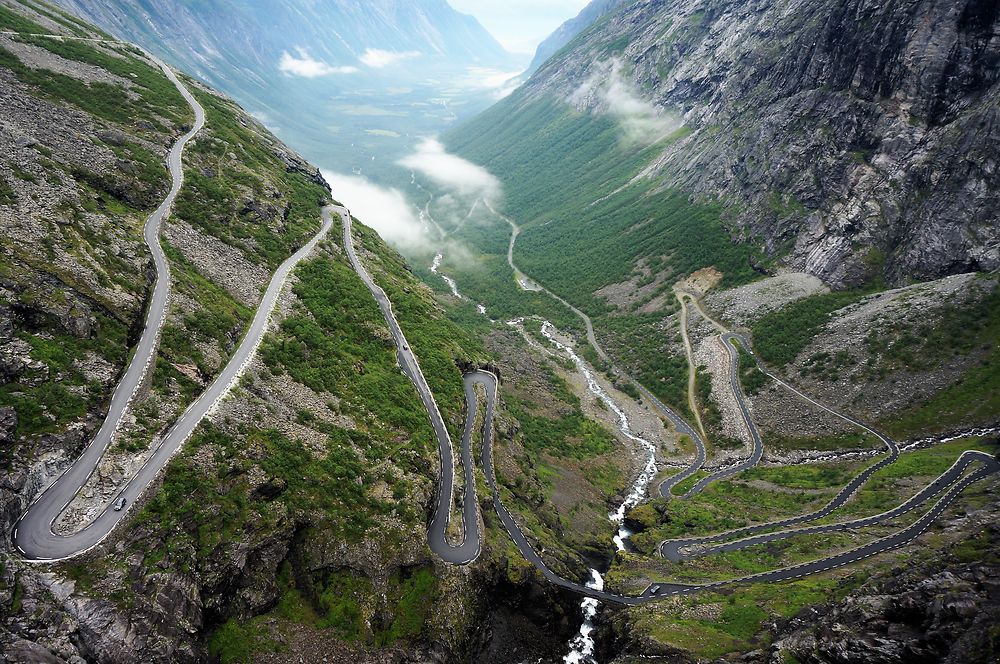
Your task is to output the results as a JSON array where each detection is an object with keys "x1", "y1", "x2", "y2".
[
  {"x1": 523, "y1": 0, "x2": 1000, "y2": 287},
  {"x1": 771, "y1": 560, "x2": 1000, "y2": 664}
]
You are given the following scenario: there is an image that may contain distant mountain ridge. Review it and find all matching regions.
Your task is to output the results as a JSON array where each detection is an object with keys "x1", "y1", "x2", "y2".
[
  {"x1": 53, "y1": 0, "x2": 513, "y2": 79},
  {"x1": 50, "y1": 0, "x2": 519, "y2": 177},
  {"x1": 527, "y1": 0, "x2": 625, "y2": 73}
]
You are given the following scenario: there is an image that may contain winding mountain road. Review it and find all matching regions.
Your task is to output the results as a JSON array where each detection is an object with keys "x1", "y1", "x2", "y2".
[
  {"x1": 346, "y1": 204, "x2": 1000, "y2": 604},
  {"x1": 663, "y1": 449, "x2": 998, "y2": 561},
  {"x1": 658, "y1": 329, "x2": 908, "y2": 560},
  {"x1": 12, "y1": 34, "x2": 996, "y2": 603},
  {"x1": 678, "y1": 333, "x2": 764, "y2": 494},
  {"x1": 12, "y1": 58, "x2": 336, "y2": 561},
  {"x1": 664, "y1": 292, "x2": 899, "y2": 499},
  {"x1": 341, "y1": 210, "x2": 481, "y2": 565},
  {"x1": 12, "y1": 57, "x2": 204, "y2": 561},
  {"x1": 475, "y1": 370, "x2": 998, "y2": 602}
]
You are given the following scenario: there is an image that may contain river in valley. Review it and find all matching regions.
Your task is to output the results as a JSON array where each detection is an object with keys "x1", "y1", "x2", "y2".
[{"x1": 539, "y1": 321, "x2": 658, "y2": 663}]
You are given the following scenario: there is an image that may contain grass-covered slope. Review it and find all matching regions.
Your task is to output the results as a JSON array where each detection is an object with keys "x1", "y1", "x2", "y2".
[
  {"x1": 0, "y1": 0, "x2": 192, "y2": 462},
  {"x1": 446, "y1": 92, "x2": 755, "y2": 317},
  {"x1": 129, "y1": 212, "x2": 482, "y2": 566},
  {"x1": 129, "y1": 80, "x2": 332, "y2": 454},
  {"x1": 437, "y1": 89, "x2": 757, "y2": 416},
  {"x1": 0, "y1": 6, "x2": 624, "y2": 659},
  {"x1": 0, "y1": 2, "x2": 502, "y2": 660}
]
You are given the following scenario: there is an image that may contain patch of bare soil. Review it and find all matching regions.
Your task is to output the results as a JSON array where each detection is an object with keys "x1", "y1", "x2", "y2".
[
  {"x1": 780, "y1": 273, "x2": 995, "y2": 425},
  {"x1": 675, "y1": 266, "x2": 723, "y2": 297},
  {"x1": 703, "y1": 272, "x2": 828, "y2": 327},
  {"x1": 546, "y1": 454, "x2": 618, "y2": 535},
  {"x1": 595, "y1": 257, "x2": 673, "y2": 313},
  {"x1": 679, "y1": 293, "x2": 719, "y2": 349}
]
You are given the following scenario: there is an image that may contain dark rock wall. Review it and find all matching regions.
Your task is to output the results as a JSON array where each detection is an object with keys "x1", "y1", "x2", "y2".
[{"x1": 526, "y1": 0, "x2": 1000, "y2": 287}]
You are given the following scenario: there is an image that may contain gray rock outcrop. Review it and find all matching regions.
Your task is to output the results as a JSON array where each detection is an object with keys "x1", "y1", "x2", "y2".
[{"x1": 524, "y1": 0, "x2": 1000, "y2": 287}]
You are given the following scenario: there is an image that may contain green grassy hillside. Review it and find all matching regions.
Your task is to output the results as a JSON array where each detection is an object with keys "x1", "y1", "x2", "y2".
[
  {"x1": 436, "y1": 91, "x2": 755, "y2": 415},
  {"x1": 446, "y1": 93, "x2": 755, "y2": 316},
  {"x1": 0, "y1": 3, "x2": 192, "y2": 458}
]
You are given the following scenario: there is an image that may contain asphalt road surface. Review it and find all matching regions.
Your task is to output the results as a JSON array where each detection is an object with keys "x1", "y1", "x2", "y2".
[
  {"x1": 12, "y1": 57, "x2": 205, "y2": 561},
  {"x1": 341, "y1": 210, "x2": 481, "y2": 565},
  {"x1": 680, "y1": 334, "x2": 765, "y2": 495},
  {"x1": 12, "y1": 58, "x2": 335, "y2": 560},
  {"x1": 658, "y1": 330, "x2": 907, "y2": 558}
]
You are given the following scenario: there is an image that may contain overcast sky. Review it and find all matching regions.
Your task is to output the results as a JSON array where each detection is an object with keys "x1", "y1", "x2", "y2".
[{"x1": 448, "y1": 0, "x2": 593, "y2": 56}]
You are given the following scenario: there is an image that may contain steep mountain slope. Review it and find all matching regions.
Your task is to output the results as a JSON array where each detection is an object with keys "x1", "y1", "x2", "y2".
[
  {"x1": 438, "y1": 0, "x2": 1000, "y2": 448},
  {"x1": 527, "y1": 0, "x2": 625, "y2": 73},
  {"x1": 51, "y1": 0, "x2": 521, "y2": 177},
  {"x1": 0, "y1": 0, "x2": 194, "y2": 500},
  {"x1": 0, "y1": 3, "x2": 637, "y2": 662},
  {"x1": 452, "y1": 0, "x2": 999, "y2": 290}
]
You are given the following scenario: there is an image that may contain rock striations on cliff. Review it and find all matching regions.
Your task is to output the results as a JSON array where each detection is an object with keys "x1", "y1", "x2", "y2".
[{"x1": 510, "y1": 0, "x2": 1000, "y2": 287}]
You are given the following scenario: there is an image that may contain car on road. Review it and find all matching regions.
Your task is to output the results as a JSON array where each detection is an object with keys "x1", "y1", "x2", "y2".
[
  {"x1": 112, "y1": 496, "x2": 127, "y2": 511},
  {"x1": 649, "y1": 584, "x2": 661, "y2": 595}
]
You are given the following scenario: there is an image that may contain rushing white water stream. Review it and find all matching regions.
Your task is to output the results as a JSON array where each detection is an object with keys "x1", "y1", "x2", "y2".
[
  {"x1": 563, "y1": 570, "x2": 605, "y2": 664},
  {"x1": 901, "y1": 425, "x2": 1000, "y2": 451},
  {"x1": 540, "y1": 322, "x2": 659, "y2": 549},
  {"x1": 430, "y1": 252, "x2": 462, "y2": 298},
  {"x1": 538, "y1": 321, "x2": 659, "y2": 664},
  {"x1": 428, "y1": 253, "x2": 491, "y2": 318}
]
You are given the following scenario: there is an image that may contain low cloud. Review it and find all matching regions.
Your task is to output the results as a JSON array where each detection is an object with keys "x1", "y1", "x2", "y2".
[
  {"x1": 457, "y1": 67, "x2": 524, "y2": 99},
  {"x1": 322, "y1": 171, "x2": 428, "y2": 248},
  {"x1": 397, "y1": 138, "x2": 501, "y2": 200},
  {"x1": 248, "y1": 110, "x2": 271, "y2": 124},
  {"x1": 570, "y1": 60, "x2": 681, "y2": 144},
  {"x1": 323, "y1": 142, "x2": 502, "y2": 252},
  {"x1": 279, "y1": 48, "x2": 358, "y2": 77},
  {"x1": 360, "y1": 48, "x2": 421, "y2": 68}
]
